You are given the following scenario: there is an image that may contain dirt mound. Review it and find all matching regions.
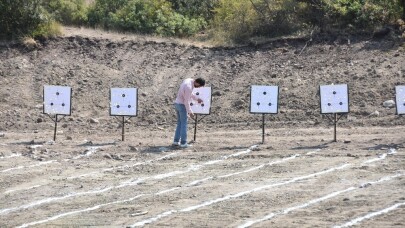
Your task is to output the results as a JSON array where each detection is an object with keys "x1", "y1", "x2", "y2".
[{"x1": 0, "y1": 27, "x2": 404, "y2": 134}]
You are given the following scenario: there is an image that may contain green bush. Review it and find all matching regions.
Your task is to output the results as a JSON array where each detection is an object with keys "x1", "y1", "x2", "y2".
[
  {"x1": 299, "y1": 0, "x2": 403, "y2": 31},
  {"x1": 88, "y1": 0, "x2": 206, "y2": 36},
  {"x1": 167, "y1": 0, "x2": 218, "y2": 20},
  {"x1": 0, "y1": 0, "x2": 51, "y2": 39},
  {"x1": 211, "y1": 0, "x2": 257, "y2": 43},
  {"x1": 42, "y1": 0, "x2": 89, "y2": 25}
]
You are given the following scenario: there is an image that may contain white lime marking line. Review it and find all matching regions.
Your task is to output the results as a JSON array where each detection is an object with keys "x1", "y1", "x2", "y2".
[
  {"x1": 67, "y1": 151, "x2": 178, "y2": 179},
  {"x1": 16, "y1": 150, "x2": 302, "y2": 227},
  {"x1": 16, "y1": 194, "x2": 146, "y2": 228},
  {"x1": 0, "y1": 160, "x2": 57, "y2": 173},
  {"x1": 2, "y1": 150, "x2": 177, "y2": 196},
  {"x1": 129, "y1": 151, "x2": 394, "y2": 227},
  {"x1": 239, "y1": 173, "x2": 404, "y2": 228},
  {"x1": 0, "y1": 146, "x2": 258, "y2": 216},
  {"x1": 0, "y1": 153, "x2": 22, "y2": 160},
  {"x1": 129, "y1": 163, "x2": 350, "y2": 227},
  {"x1": 333, "y1": 201, "x2": 405, "y2": 228}
]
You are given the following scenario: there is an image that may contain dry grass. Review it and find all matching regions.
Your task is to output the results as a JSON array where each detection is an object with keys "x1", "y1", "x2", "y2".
[{"x1": 21, "y1": 37, "x2": 38, "y2": 49}]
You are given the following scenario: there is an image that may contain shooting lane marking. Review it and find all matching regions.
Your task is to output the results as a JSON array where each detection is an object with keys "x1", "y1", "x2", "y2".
[
  {"x1": 130, "y1": 163, "x2": 350, "y2": 227},
  {"x1": 2, "y1": 151, "x2": 178, "y2": 195},
  {"x1": 0, "y1": 153, "x2": 22, "y2": 160},
  {"x1": 0, "y1": 160, "x2": 57, "y2": 173},
  {"x1": 333, "y1": 201, "x2": 405, "y2": 228},
  {"x1": 239, "y1": 173, "x2": 403, "y2": 228},
  {"x1": 0, "y1": 146, "x2": 257, "y2": 216},
  {"x1": 129, "y1": 151, "x2": 396, "y2": 227}
]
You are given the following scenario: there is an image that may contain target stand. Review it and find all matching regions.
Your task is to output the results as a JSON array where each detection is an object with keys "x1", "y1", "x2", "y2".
[
  {"x1": 320, "y1": 84, "x2": 350, "y2": 142},
  {"x1": 250, "y1": 85, "x2": 279, "y2": 144},
  {"x1": 110, "y1": 88, "x2": 138, "y2": 141},
  {"x1": 43, "y1": 86, "x2": 72, "y2": 141},
  {"x1": 190, "y1": 87, "x2": 212, "y2": 142}
]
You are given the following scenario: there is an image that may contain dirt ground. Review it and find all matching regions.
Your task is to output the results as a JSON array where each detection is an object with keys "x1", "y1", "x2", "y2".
[{"x1": 0, "y1": 27, "x2": 404, "y2": 227}]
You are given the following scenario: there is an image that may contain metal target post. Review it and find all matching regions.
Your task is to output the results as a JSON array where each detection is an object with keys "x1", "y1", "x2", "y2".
[
  {"x1": 122, "y1": 116, "x2": 125, "y2": 141},
  {"x1": 194, "y1": 114, "x2": 198, "y2": 142},
  {"x1": 262, "y1": 114, "x2": 265, "y2": 144},
  {"x1": 250, "y1": 85, "x2": 279, "y2": 145},
  {"x1": 110, "y1": 88, "x2": 138, "y2": 142},
  {"x1": 45, "y1": 114, "x2": 67, "y2": 141},
  {"x1": 193, "y1": 114, "x2": 208, "y2": 142},
  {"x1": 319, "y1": 84, "x2": 350, "y2": 143},
  {"x1": 43, "y1": 85, "x2": 72, "y2": 142},
  {"x1": 118, "y1": 116, "x2": 133, "y2": 141}
]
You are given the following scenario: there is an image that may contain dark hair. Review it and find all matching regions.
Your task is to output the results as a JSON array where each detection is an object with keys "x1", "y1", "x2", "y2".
[{"x1": 195, "y1": 78, "x2": 205, "y2": 86}]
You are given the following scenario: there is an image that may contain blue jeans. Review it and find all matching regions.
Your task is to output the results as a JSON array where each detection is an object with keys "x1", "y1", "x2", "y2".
[{"x1": 174, "y1": 103, "x2": 188, "y2": 145}]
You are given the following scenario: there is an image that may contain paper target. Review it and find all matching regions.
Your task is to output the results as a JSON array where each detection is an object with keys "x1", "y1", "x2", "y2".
[
  {"x1": 250, "y1": 85, "x2": 279, "y2": 114},
  {"x1": 396, "y1": 86, "x2": 405, "y2": 115},
  {"x1": 320, "y1": 84, "x2": 349, "y2": 114},
  {"x1": 190, "y1": 87, "x2": 211, "y2": 115},
  {"x1": 110, "y1": 88, "x2": 138, "y2": 116},
  {"x1": 43, "y1": 85, "x2": 72, "y2": 115}
]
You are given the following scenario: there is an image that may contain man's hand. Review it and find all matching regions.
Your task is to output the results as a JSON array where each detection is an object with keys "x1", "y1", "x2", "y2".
[{"x1": 189, "y1": 113, "x2": 195, "y2": 119}]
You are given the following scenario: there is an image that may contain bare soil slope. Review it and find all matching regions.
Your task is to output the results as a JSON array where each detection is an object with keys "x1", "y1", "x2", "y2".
[{"x1": 0, "y1": 27, "x2": 404, "y2": 134}]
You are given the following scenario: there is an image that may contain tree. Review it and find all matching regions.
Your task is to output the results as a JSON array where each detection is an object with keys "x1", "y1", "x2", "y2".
[{"x1": 0, "y1": 0, "x2": 46, "y2": 39}]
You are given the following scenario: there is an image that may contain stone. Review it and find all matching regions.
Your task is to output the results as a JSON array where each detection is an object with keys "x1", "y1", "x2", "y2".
[
  {"x1": 383, "y1": 100, "x2": 395, "y2": 108},
  {"x1": 369, "y1": 110, "x2": 379, "y2": 117},
  {"x1": 0, "y1": 133, "x2": 4, "y2": 137},
  {"x1": 129, "y1": 146, "x2": 139, "y2": 151},
  {"x1": 36, "y1": 118, "x2": 43, "y2": 123},
  {"x1": 89, "y1": 118, "x2": 99, "y2": 124},
  {"x1": 66, "y1": 136, "x2": 73, "y2": 140}
]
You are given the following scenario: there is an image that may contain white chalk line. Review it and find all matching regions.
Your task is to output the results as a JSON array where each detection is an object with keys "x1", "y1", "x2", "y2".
[
  {"x1": 17, "y1": 151, "x2": 302, "y2": 227},
  {"x1": 129, "y1": 151, "x2": 394, "y2": 227},
  {"x1": 16, "y1": 194, "x2": 146, "y2": 228},
  {"x1": 239, "y1": 173, "x2": 404, "y2": 228},
  {"x1": 0, "y1": 160, "x2": 58, "y2": 173},
  {"x1": 0, "y1": 150, "x2": 177, "y2": 196},
  {"x1": 333, "y1": 201, "x2": 405, "y2": 228},
  {"x1": 67, "y1": 151, "x2": 178, "y2": 179},
  {"x1": 0, "y1": 153, "x2": 22, "y2": 160},
  {"x1": 11, "y1": 146, "x2": 303, "y2": 228},
  {"x1": 4, "y1": 185, "x2": 43, "y2": 195},
  {"x1": 0, "y1": 152, "x2": 178, "y2": 213},
  {"x1": 0, "y1": 145, "x2": 258, "y2": 216},
  {"x1": 129, "y1": 163, "x2": 350, "y2": 227},
  {"x1": 0, "y1": 146, "x2": 100, "y2": 174}
]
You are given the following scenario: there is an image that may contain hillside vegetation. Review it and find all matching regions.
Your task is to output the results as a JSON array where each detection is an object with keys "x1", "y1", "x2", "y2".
[{"x1": 1, "y1": 0, "x2": 405, "y2": 44}]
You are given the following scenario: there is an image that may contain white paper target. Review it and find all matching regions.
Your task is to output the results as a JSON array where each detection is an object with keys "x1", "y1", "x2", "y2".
[
  {"x1": 320, "y1": 84, "x2": 349, "y2": 114},
  {"x1": 396, "y1": 86, "x2": 405, "y2": 115},
  {"x1": 250, "y1": 85, "x2": 279, "y2": 114},
  {"x1": 190, "y1": 87, "x2": 211, "y2": 115},
  {"x1": 110, "y1": 88, "x2": 138, "y2": 116},
  {"x1": 43, "y1": 85, "x2": 72, "y2": 115}
]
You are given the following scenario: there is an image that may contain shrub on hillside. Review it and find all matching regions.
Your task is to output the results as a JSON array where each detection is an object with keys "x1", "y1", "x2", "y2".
[
  {"x1": 167, "y1": 0, "x2": 218, "y2": 20},
  {"x1": 211, "y1": 0, "x2": 257, "y2": 44},
  {"x1": 0, "y1": 0, "x2": 50, "y2": 39},
  {"x1": 88, "y1": 0, "x2": 206, "y2": 36},
  {"x1": 42, "y1": 0, "x2": 89, "y2": 25},
  {"x1": 299, "y1": 0, "x2": 403, "y2": 31}
]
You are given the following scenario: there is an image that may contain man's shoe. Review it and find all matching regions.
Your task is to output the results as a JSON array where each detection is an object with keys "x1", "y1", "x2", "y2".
[
  {"x1": 172, "y1": 142, "x2": 180, "y2": 147},
  {"x1": 180, "y1": 143, "x2": 192, "y2": 148}
]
